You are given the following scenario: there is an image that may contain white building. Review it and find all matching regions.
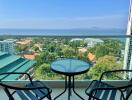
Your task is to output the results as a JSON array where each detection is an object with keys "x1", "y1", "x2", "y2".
[
  {"x1": 84, "y1": 38, "x2": 104, "y2": 48},
  {"x1": 0, "y1": 39, "x2": 16, "y2": 54},
  {"x1": 70, "y1": 38, "x2": 83, "y2": 42}
]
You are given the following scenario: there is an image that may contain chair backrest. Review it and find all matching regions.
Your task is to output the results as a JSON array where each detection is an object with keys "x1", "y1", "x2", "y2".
[
  {"x1": 99, "y1": 70, "x2": 132, "y2": 99},
  {"x1": 0, "y1": 72, "x2": 33, "y2": 100}
]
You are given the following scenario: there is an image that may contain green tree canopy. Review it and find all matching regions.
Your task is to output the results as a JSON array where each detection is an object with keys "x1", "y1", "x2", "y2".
[
  {"x1": 87, "y1": 39, "x2": 122, "y2": 59},
  {"x1": 95, "y1": 45, "x2": 109, "y2": 59},
  {"x1": 103, "y1": 39, "x2": 122, "y2": 57},
  {"x1": 88, "y1": 55, "x2": 122, "y2": 80},
  {"x1": 34, "y1": 63, "x2": 62, "y2": 80},
  {"x1": 62, "y1": 47, "x2": 76, "y2": 58}
]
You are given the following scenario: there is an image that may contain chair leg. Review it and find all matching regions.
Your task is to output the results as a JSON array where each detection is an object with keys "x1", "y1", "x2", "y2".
[
  {"x1": 48, "y1": 94, "x2": 52, "y2": 100},
  {"x1": 88, "y1": 97, "x2": 92, "y2": 100},
  {"x1": 4, "y1": 88, "x2": 14, "y2": 100}
]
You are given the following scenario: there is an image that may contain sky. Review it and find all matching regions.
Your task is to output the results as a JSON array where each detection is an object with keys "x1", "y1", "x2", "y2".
[{"x1": 0, "y1": 0, "x2": 130, "y2": 29}]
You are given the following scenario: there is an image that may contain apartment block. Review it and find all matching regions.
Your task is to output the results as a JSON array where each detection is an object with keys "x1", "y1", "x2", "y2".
[{"x1": 0, "y1": 39, "x2": 16, "y2": 54}]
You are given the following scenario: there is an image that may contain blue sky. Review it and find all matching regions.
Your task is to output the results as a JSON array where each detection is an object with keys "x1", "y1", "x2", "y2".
[{"x1": 0, "y1": 0, "x2": 130, "y2": 29}]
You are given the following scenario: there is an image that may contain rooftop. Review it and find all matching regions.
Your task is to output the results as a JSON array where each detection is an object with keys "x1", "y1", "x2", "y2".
[
  {"x1": 23, "y1": 54, "x2": 36, "y2": 60},
  {"x1": 16, "y1": 40, "x2": 32, "y2": 45},
  {"x1": 0, "y1": 52, "x2": 36, "y2": 80},
  {"x1": 0, "y1": 39, "x2": 16, "y2": 43},
  {"x1": 87, "y1": 52, "x2": 95, "y2": 61},
  {"x1": 84, "y1": 38, "x2": 104, "y2": 43}
]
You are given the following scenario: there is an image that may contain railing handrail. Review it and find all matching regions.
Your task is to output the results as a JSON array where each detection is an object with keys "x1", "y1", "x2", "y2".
[{"x1": 0, "y1": 35, "x2": 132, "y2": 38}]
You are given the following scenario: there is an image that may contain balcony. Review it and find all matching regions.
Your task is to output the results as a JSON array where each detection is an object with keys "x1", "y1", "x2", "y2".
[{"x1": 0, "y1": 35, "x2": 132, "y2": 99}]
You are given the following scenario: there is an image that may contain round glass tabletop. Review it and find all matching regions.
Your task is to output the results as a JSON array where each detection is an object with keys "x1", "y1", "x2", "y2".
[{"x1": 51, "y1": 58, "x2": 90, "y2": 75}]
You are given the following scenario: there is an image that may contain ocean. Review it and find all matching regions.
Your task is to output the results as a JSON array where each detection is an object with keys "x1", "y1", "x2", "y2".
[{"x1": 0, "y1": 28, "x2": 126, "y2": 36}]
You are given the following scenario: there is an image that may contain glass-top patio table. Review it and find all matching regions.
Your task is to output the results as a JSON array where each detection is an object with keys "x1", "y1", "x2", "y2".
[{"x1": 51, "y1": 58, "x2": 90, "y2": 100}]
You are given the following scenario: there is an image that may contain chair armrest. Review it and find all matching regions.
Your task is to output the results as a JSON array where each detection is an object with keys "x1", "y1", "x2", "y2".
[
  {"x1": 0, "y1": 72, "x2": 33, "y2": 84},
  {"x1": 85, "y1": 80, "x2": 115, "y2": 96},
  {"x1": 0, "y1": 82, "x2": 50, "y2": 91},
  {"x1": 99, "y1": 69, "x2": 132, "y2": 81}
]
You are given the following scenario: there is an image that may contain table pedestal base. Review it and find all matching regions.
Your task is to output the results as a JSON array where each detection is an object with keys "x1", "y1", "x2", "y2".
[{"x1": 54, "y1": 76, "x2": 84, "y2": 100}]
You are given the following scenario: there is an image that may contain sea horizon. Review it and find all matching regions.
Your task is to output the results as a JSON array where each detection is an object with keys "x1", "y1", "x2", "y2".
[{"x1": 0, "y1": 28, "x2": 126, "y2": 36}]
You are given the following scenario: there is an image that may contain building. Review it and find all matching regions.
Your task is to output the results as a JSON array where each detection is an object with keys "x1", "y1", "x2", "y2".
[
  {"x1": 0, "y1": 39, "x2": 16, "y2": 54},
  {"x1": 78, "y1": 47, "x2": 87, "y2": 53},
  {"x1": 70, "y1": 38, "x2": 83, "y2": 42},
  {"x1": 23, "y1": 53, "x2": 38, "y2": 60},
  {"x1": 0, "y1": 51, "x2": 36, "y2": 80},
  {"x1": 16, "y1": 39, "x2": 32, "y2": 45},
  {"x1": 84, "y1": 38, "x2": 104, "y2": 48}
]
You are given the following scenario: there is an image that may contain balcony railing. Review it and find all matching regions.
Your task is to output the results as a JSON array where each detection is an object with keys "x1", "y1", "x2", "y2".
[
  {"x1": 0, "y1": 35, "x2": 131, "y2": 81},
  {"x1": 0, "y1": 35, "x2": 132, "y2": 99}
]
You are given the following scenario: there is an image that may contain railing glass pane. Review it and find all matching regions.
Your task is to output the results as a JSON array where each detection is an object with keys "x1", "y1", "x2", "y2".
[{"x1": 0, "y1": 35, "x2": 130, "y2": 80}]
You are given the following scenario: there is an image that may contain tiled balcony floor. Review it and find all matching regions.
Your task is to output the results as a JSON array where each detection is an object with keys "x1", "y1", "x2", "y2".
[
  {"x1": 0, "y1": 88, "x2": 132, "y2": 100},
  {"x1": 51, "y1": 88, "x2": 88, "y2": 100}
]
